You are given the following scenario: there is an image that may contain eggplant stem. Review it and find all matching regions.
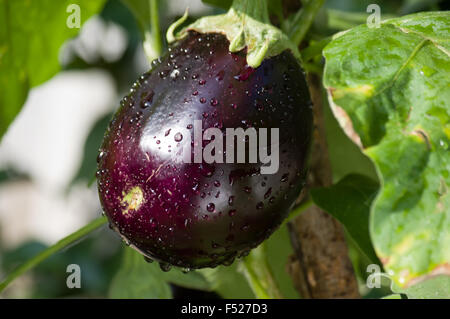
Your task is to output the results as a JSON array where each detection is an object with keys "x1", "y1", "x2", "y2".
[
  {"x1": 289, "y1": 0, "x2": 326, "y2": 46},
  {"x1": 0, "y1": 216, "x2": 107, "y2": 293}
]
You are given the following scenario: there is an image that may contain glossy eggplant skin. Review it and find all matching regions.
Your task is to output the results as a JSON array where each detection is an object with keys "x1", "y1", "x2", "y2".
[{"x1": 97, "y1": 32, "x2": 312, "y2": 268}]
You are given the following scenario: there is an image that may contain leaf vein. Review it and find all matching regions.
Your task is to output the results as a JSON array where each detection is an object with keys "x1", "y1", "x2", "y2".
[
  {"x1": 390, "y1": 23, "x2": 450, "y2": 57},
  {"x1": 375, "y1": 38, "x2": 428, "y2": 97}
]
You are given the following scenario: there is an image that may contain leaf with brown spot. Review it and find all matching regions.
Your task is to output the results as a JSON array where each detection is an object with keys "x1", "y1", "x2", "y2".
[{"x1": 323, "y1": 12, "x2": 450, "y2": 292}]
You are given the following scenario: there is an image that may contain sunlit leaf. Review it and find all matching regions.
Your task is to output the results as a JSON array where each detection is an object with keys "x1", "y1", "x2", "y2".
[
  {"x1": 109, "y1": 248, "x2": 211, "y2": 298},
  {"x1": 198, "y1": 263, "x2": 254, "y2": 298},
  {"x1": 0, "y1": 0, "x2": 106, "y2": 140},
  {"x1": 382, "y1": 294, "x2": 402, "y2": 299},
  {"x1": 109, "y1": 248, "x2": 171, "y2": 298},
  {"x1": 393, "y1": 275, "x2": 450, "y2": 299},
  {"x1": 323, "y1": 12, "x2": 450, "y2": 290}
]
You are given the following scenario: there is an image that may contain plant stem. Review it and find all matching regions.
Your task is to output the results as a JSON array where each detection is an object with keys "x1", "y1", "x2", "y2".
[
  {"x1": 302, "y1": 62, "x2": 323, "y2": 75},
  {"x1": 149, "y1": 0, "x2": 162, "y2": 57},
  {"x1": 288, "y1": 0, "x2": 325, "y2": 46},
  {"x1": 0, "y1": 216, "x2": 107, "y2": 293},
  {"x1": 239, "y1": 199, "x2": 313, "y2": 298},
  {"x1": 284, "y1": 199, "x2": 313, "y2": 224},
  {"x1": 300, "y1": 36, "x2": 331, "y2": 62},
  {"x1": 240, "y1": 244, "x2": 283, "y2": 299},
  {"x1": 143, "y1": 0, "x2": 162, "y2": 61},
  {"x1": 239, "y1": 198, "x2": 313, "y2": 298},
  {"x1": 286, "y1": 74, "x2": 360, "y2": 298}
]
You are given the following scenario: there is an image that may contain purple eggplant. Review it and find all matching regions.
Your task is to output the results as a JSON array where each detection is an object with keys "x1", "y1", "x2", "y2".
[{"x1": 97, "y1": 32, "x2": 312, "y2": 269}]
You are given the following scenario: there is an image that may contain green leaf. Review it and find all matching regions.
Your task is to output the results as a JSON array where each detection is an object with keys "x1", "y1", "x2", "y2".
[
  {"x1": 0, "y1": 0, "x2": 105, "y2": 140},
  {"x1": 201, "y1": 0, "x2": 232, "y2": 10},
  {"x1": 178, "y1": 0, "x2": 300, "y2": 68},
  {"x1": 310, "y1": 174, "x2": 380, "y2": 264},
  {"x1": 324, "y1": 96, "x2": 378, "y2": 181},
  {"x1": 110, "y1": 247, "x2": 213, "y2": 298},
  {"x1": 382, "y1": 294, "x2": 402, "y2": 299},
  {"x1": 198, "y1": 263, "x2": 255, "y2": 299},
  {"x1": 393, "y1": 275, "x2": 450, "y2": 299},
  {"x1": 202, "y1": 0, "x2": 282, "y2": 16},
  {"x1": 109, "y1": 248, "x2": 172, "y2": 299},
  {"x1": 69, "y1": 113, "x2": 112, "y2": 188},
  {"x1": 161, "y1": 269, "x2": 211, "y2": 292},
  {"x1": 120, "y1": 0, "x2": 152, "y2": 32},
  {"x1": 200, "y1": 0, "x2": 291, "y2": 37},
  {"x1": 323, "y1": 12, "x2": 450, "y2": 289}
]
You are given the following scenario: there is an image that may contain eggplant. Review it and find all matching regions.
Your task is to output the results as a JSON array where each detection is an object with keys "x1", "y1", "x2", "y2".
[{"x1": 97, "y1": 31, "x2": 312, "y2": 269}]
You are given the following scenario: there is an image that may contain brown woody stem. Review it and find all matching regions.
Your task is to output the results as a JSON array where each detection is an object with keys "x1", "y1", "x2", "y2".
[{"x1": 286, "y1": 73, "x2": 360, "y2": 298}]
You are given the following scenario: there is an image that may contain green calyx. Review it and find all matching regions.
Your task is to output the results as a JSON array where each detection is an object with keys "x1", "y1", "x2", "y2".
[{"x1": 166, "y1": 0, "x2": 300, "y2": 68}]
